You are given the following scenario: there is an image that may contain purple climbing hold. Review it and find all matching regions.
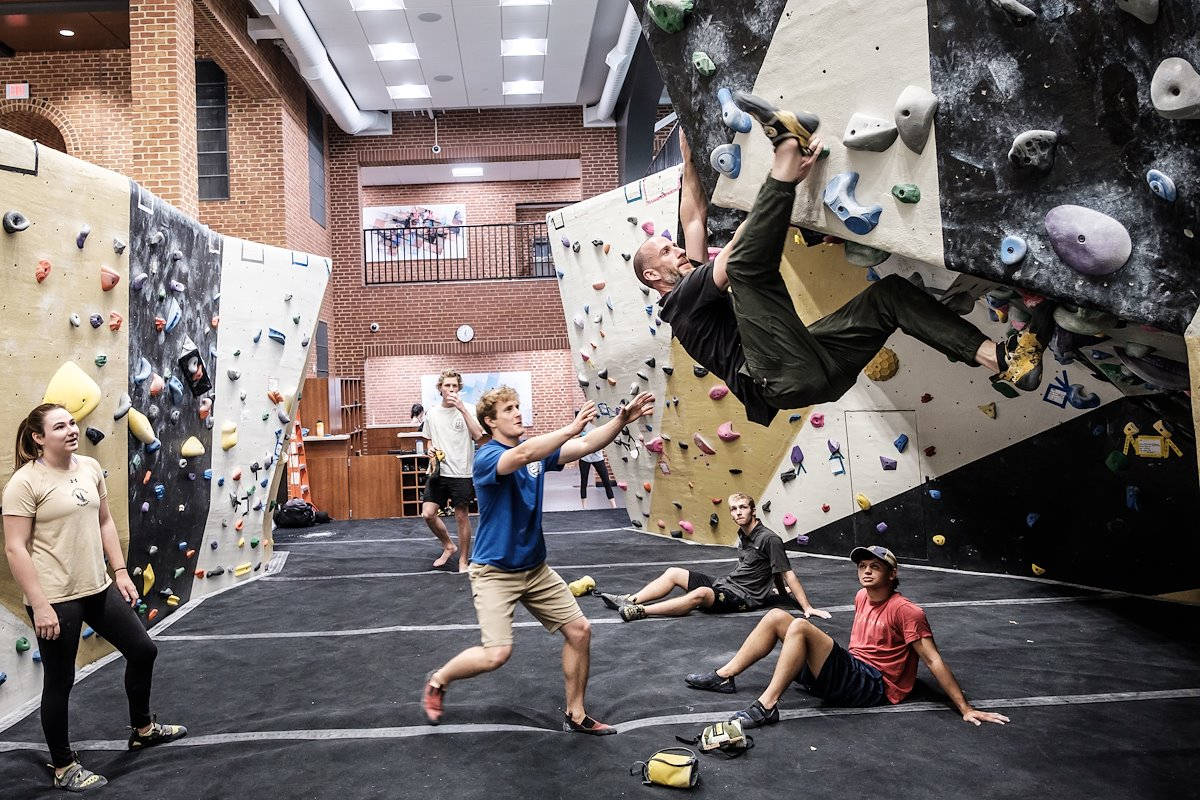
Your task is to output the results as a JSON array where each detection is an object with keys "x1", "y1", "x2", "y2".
[
  {"x1": 561, "y1": 236, "x2": 571, "y2": 248},
  {"x1": 131, "y1": 272, "x2": 149, "y2": 291},
  {"x1": 827, "y1": 439, "x2": 841, "y2": 455},
  {"x1": 875, "y1": 522, "x2": 889, "y2": 534},
  {"x1": 1044, "y1": 205, "x2": 1131, "y2": 276},
  {"x1": 791, "y1": 445, "x2": 803, "y2": 466},
  {"x1": 823, "y1": 172, "x2": 883, "y2": 235},
  {"x1": 880, "y1": 456, "x2": 897, "y2": 470},
  {"x1": 89, "y1": 313, "x2": 103, "y2": 329},
  {"x1": 76, "y1": 224, "x2": 90, "y2": 249}
]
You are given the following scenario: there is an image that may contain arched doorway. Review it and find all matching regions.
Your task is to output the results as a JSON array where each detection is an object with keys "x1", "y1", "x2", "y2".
[{"x1": 0, "y1": 110, "x2": 69, "y2": 154}]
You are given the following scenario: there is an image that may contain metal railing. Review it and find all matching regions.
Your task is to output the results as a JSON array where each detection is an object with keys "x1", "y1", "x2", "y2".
[{"x1": 363, "y1": 221, "x2": 558, "y2": 284}]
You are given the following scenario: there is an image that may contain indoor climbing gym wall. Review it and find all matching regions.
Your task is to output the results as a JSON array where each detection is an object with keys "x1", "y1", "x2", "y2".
[{"x1": 0, "y1": 129, "x2": 329, "y2": 719}]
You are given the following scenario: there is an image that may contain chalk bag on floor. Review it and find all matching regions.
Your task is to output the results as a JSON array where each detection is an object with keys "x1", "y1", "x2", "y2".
[{"x1": 631, "y1": 747, "x2": 699, "y2": 789}]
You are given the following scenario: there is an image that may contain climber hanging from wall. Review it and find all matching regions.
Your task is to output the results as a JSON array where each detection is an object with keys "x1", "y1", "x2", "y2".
[{"x1": 635, "y1": 92, "x2": 1053, "y2": 427}]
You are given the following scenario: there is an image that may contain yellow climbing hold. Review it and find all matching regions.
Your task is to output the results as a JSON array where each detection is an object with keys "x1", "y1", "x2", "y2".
[
  {"x1": 180, "y1": 436, "x2": 205, "y2": 458},
  {"x1": 165, "y1": 594, "x2": 180, "y2": 607},
  {"x1": 43, "y1": 362, "x2": 102, "y2": 422},
  {"x1": 221, "y1": 421, "x2": 238, "y2": 451},
  {"x1": 237, "y1": 536, "x2": 246, "y2": 548},
  {"x1": 979, "y1": 402, "x2": 997, "y2": 419},
  {"x1": 863, "y1": 347, "x2": 899, "y2": 381},
  {"x1": 126, "y1": 408, "x2": 157, "y2": 444},
  {"x1": 932, "y1": 534, "x2": 946, "y2": 546},
  {"x1": 1031, "y1": 563, "x2": 1046, "y2": 576},
  {"x1": 234, "y1": 562, "x2": 253, "y2": 577},
  {"x1": 854, "y1": 493, "x2": 871, "y2": 510},
  {"x1": 141, "y1": 563, "x2": 155, "y2": 596}
]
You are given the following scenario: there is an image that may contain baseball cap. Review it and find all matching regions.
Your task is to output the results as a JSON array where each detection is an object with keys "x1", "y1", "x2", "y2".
[{"x1": 850, "y1": 545, "x2": 897, "y2": 569}]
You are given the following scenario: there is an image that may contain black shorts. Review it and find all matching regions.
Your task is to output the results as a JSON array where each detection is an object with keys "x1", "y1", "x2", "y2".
[
  {"x1": 422, "y1": 475, "x2": 475, "y2": 509},
  {"x1": 686, "y1": 571, "x2": 751, "y2": 614},
  {"x1": 796, "y1": 641, "x2": 887, "y2": 707}
]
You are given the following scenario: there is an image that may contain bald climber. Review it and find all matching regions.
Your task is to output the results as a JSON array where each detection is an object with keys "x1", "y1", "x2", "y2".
[{"x1": 637, "y1": 93, "x2": 1048, "y2": 427}]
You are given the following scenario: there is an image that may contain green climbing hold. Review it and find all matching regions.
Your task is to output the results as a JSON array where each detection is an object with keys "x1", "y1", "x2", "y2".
[
  {"x1": 843, "y1": 241, "x2": 891, "y2": 267},
  {"x1": 250, "y1": 537, "x2": 261, "y2": 549},
  {"x1": 691, "y1": 51, "x2": 715, "y2": 76},
  {"x1": 647, "y1": 0, "x2": 693, "y2": 33},
  {"x1": 262, "y1": 412, "x2": 270, "y2": 421},
  {"x1": 173, "y1": 567, "x2": 185, "y2": 579},
  {"x1": 891, "y1": 183, "x2": 921, "y2": 204},
  {"x1": 16, "y1": 636, "x2": 30, "y2": 652},
  {"x1": 1105, "y1": 451, "x2": 1130, "y2": 473},
  {"x1": 94, "y1": 354, "x2": 108, "y2": 367}
]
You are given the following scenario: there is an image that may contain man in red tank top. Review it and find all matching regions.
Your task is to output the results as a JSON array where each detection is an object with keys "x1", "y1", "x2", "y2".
[{"x1": 684, "y1": 545, "x2": 1010, "y2": 729}]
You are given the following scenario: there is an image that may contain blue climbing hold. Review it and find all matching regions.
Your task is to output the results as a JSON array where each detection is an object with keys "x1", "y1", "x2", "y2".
[
  {"x1": 928, "y1": 489, "x2": 942, "y2": 500},
  {"x1": 865, "y1": 267, "x2": 881, "y2": 282},
  {"x1": 163, "y1": 298, "x2": 182, "y2": 333},
  {"x1": 178, "y1": 541, "x2": 188, "y2": 551},
  {"x1": 268, "y1": 328, "x2": 286, "y2": 345},
  {"x1": 260, "y1": 478, "x2": 269, "y2": 488},
  {"x1": 1125, "y1": 485, "x2": 1140, "y2": 511},
  {"x1": 788, "y1": 414, "x2": 803, "y2": 423},
  {"x1": 133, "y1": 357, "x2": 152, "y2": 383},
  {"x1": 146, "y1": 439, "x2": 161, "y2": 454},
  {"x1": 82, "y1": 626, "x2": 95, "y2": 639},
  {"x1": 1146, "y1": 169, "x2": 1176, "y2": 202},
  {"x1": 1090, "y1": 350, "x2": 1112, "y2": 360},
  {"x1": 211, "y1": 541, "x2": 219, "y2": 549},
  {"x1": 217, "y1": 477, "x2": 225, "y2": 487},
  {"x1": 154, "y1": 483, "x2": 165, "y2": 499},
  {"x1": 253, "y1": 329, "x2": 263, "y2": 343},
  {"x1": 1025, "y1": 512, "x2": 1040, "y2": 527},
  {"x1": 717, "y1": 87, "x2": 752, "y2": 133},
  {"x1": 822, "y1": 172, "x2": 883, "y2": 235},
  {"x1": 33, "y1": 651, "x2": 41, "y2": 663},
  {"x1": 649, "y1": 327, "x2": 657, "y2": 335},
  {"x1": 999, "y1": 235, "x2": 1027, "y2": 265},
  {"x1": 710, "y1": 143, "x2": 741, "y2": 178},
  {"x1": 894, "y1": 433, "x2": 909, "y2": 453},
  {"x1": 0, "y1": 671, "x2": 6, "y2": 685},
  {"x1": 556, "y1": 270, "x2": 564, "y2": 279},
  {"x1": 645, "y1": 305, "x2": 654, "y2": 316},
  {"x1": 167, "y1": 375, "x2": 184, "y2": 405},
  {"x1": 203, "y1": 469, "x2": 212, "y2": 480},
  {"x1": 1067, "y1": 384, "x2": 1100, "y2": 409}
]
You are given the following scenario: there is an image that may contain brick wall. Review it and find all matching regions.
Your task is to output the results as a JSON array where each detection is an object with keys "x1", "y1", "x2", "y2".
[
  {"x1": 364, "y1": 349, "x2": 579, "y2": 433},
  {"x1": 361, "y1": 178, "x2": 580, "y2": 225}
]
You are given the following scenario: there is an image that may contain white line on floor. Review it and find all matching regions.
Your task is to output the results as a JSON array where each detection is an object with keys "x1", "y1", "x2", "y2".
[
  {"x1": 153, "y1": 593, "x2": 1115, "y2": 641},
  {"x1": 1, "y1": 688, "x2": 1195, "y2": 752},
  {"x1": 261, "y1": 556, "x2": 740, "y2": 582},
  {"x1": 278, "y1": 527, "x2": 629, "y2": 546}
]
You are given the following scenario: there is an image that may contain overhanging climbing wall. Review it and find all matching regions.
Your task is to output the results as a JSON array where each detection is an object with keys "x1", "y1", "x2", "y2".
[
  {"x1": 554, "y1": 165, "x2": 1198, "y2": 595},
  {"x1": 0, "y1": 128, "x2": 329, "y2": 720},
  {"x1": 636, "y1": 0, "x2": 1200, "y2": 332}
]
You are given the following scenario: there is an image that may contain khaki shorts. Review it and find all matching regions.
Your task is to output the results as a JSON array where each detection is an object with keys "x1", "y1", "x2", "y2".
[{"x1": 468, "y1": 562, "x2": 584, "y2": 647}]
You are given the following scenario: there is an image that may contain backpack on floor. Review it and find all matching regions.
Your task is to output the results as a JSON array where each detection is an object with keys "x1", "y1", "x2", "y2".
[{"x1": 273, "y1": 498, "x2": 318, "y2": 528}]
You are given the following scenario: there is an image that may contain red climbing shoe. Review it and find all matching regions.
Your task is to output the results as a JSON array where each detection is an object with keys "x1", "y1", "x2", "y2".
[
  {"x1": 732, "y1": 91, "x2": 820, "y2": 152},
  {"x1": 563, "y1": 712, "x2": 617, "y2": 736},
  {"x1": 422, "y1": 671, "x2": 445, "y2": 725}
]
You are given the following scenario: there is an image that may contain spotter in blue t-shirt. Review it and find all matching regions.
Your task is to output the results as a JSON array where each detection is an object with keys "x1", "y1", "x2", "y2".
[{"x1": 470, "y1": 439, "x2": 564, "y2": 571}]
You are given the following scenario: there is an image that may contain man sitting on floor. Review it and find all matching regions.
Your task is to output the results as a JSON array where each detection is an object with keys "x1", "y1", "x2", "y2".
[
  {"x1": 684, "y1": 545, "x2": 1010, "y2": 729},
  {"x1": 595, "y1": 492, "x2": 830, "y2": 622}
]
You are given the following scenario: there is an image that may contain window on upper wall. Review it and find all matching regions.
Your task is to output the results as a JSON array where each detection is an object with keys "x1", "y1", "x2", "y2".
[
  {"x1": 314, "y1": 320, "x2": 329, "y2": 377},
  {"x1": 307, "y1": 95, "x2": 326, "y2": 227},
  {"x1": 196, "y1": 60, "x2": 229, "y2": 201}
]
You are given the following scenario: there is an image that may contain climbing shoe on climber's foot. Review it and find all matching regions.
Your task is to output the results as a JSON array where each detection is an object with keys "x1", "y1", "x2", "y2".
[
  {"x1": 128, "y1": 718, "x2": 187, "y2": 750},
  {"x1": 422, "y1": 671, "x2": 446, "y2": 725},
  {"x1": 52, "y1": 760, "x2": 107, "y2": 793},
  {"x1": 733, "y1": 91, "x2": 820, "y2": 151},
  {"x1": 596, "y1": 591, "x2": 635, "y2": 610},
  {"x1": 619, "y1": 604, "x2": 647, "y2": 622},
  {"x1": 992, "y1": 331, "x2": 1046, "y2": 395}
]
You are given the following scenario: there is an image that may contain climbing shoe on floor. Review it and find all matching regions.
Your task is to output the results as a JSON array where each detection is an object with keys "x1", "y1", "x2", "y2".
[
  {"x1": 730, "y1": 700, "x2": 780, "y2": 730},
  {"x1": 127, "y1": 718, "x2": 187, "y2": 749},
  {"x1": 563, "y1": 712, "x2": 617, "y2": 736},
  {"x1": 619, "y1": 604, "x2": 647, "y2": 622},
  {"x1": 733, "y1": 91, "x2": 820, "y2": 152},
  {"x1": 684, "y1": 669, "x2": 737, "y2": 694},
  {"x1": 421, "y1": 671, "x2": 445, "y2": 725},
  {"x1": 52, "y1": 760, "x2": 107, "y2": 793},
  {"x1": 992, "y1": 330, "x2": 1046, "y2": 395},
  {"x1": 596, "y1": 591, "x2": 635, "y2": 610}
]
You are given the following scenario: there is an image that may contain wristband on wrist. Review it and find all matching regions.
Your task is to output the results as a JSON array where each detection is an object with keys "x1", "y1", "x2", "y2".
[{"x1": 114, "y1": 566, "x2": 128, "y2": 573}]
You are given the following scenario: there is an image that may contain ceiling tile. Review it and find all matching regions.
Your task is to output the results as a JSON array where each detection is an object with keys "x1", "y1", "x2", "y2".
[
  {"x1": 501, "y1": 55, "x2": 543, "y2": 83},
  {"x1": 500, "y1": 4, "x2": 549, "y2": 39},
  {"x1": 541, "y1": 0, "x2": 597, "y2": 104},
  {"x1": 357, "y1": 11, "x2": 414, "y2": 44},
  {"x1": 377, "y1": 60, "x2": 427, "y2": 83}
]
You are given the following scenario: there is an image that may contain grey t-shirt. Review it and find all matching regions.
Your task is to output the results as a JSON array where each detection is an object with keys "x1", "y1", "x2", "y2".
[{"x1": 714, "y1": 522, "x2": 792, "y2": 606}]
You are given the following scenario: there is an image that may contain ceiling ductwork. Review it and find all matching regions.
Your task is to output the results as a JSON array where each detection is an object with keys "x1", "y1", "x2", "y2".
[
  {"x1": 248, "y1": 0, "x2": 392, "y2": 136},
  {"x1": 583, "y1": 3, "x2": 641, "y2": 127}
]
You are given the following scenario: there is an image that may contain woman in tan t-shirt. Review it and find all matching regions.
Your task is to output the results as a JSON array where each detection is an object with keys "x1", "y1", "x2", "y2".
[{"x1": 2, "y1": 404, "x2": 186, "y2": 792}]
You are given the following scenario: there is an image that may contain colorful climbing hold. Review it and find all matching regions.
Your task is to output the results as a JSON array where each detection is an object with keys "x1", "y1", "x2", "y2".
[
  {"x1": 979, "y1": 402, "x2": 997, "y2": 419},
  {"x1": 710, "y1": 143, "x2": 741, "y2": 178},
  {"x1": 1145, "y1": 169, "x2": 1176, "y2": 202},
  {"x1": 823, "y1": 172, "x2": 883, "y2": 235},
  {"x1": 782, "y1": 513, "x2": 797, "y2": 527},
  {"x1": 875, "y1": 522, "x2": 888, "y2": 534},
  {"x1": 809, "y1": 414, "x2": 824, "y2": 428},
  {"x1": 76, "y1": 224, "x2": 90, "y2": 249},
  {"x1": 880, "y1": 456, "x2": 897, "y2": 470},
  {"x1": 932, "y1": 535, "x2": 946, "y2": 546},
  {"x1": 716, "y1": 421, "x2": 740, "y2": 442},
  {"x1": 863, "y1": 347, "x2": 899, "y2": 381},
  {"x1": 717, "y1": 87, "x2": 752, "y2": 133},
  {"x1": 693, "y1": 432, "x2": 716, "y2": 455},
  {"x1": 35, "y1": 259, "x2": 51, "y2": 283},
  {"x1": 854, "y1": 493, "x2": 871, "y2": 510},
  {"x1": 1031, "y1": 563, "x2": 1046, "y2": 576}
]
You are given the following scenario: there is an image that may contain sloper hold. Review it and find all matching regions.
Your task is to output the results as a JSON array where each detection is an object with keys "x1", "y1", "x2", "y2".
[
  {"x1": 221, "y1": 421, "x2": 238, "y2": 451},
  {"x1": 126, "y1": 408, "x2": 156, "y2": 444},
  {"x1": 880, "y1": 456, "x2": 897, "y2": 470},
  {"x1": 823, "y1": 172, "x2": 883, "y2": 235},
  {"x1": 1145, "y1": 169, "x2": 1176, "y2": 202},
  {"x1": 43, "y1": 362, "x2": 102, "y2": 422},
  {"x1": 893, "y1": 85, "x2": 938, "y2": 153},
  {"x1": 1044, "y1": 205, "x2": 1131, "y2": 276},
  {"x1": 1150, "y1": 57, "x2": 1200, "y2": 119},
  {"x1": 987, "y1": 0, "x2": 1037, "y2": 25},
  {"x1": 710, "y1": 143, "x2": 741, "y2": 178},
  {"x1": 716, "y1": 421, "x2": 739, "y2": 442},
  {"x1": 891, "y1": 184, "x2": 920, "y2": 204},
  {"x1": 268, "y1": 328, "x2": 286, "y2": 345},
  {"x1": 3, "y1": 210, "x2": 28, "y2": 233},
  {"x1": 717, "y1": 87, "x2": 752, "y2": 133},
  {"x1": 842, "y1": 112, "x2": 898, "y2": 152},
  {"x1": 693, "y1": 432, "x2": 716, "y2": 455},
  {"x1": 1116, "y1": 0, "x2": 1158, "y2": 23},
  {"x1": 180, "y1": 436, "x2": 205, "y2": 457},
  {"x1": 708, "y1": 385, "x2": 729, "y2": 400}
]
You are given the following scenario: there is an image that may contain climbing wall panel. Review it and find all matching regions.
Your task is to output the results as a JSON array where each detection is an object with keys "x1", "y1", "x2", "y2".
[
  {"x1": 193, "y1": 242, "x2": 330, "y2": 592},
  {"x1": 637, "y1": 0, "x2": 1200, "y2": 332},
  {"x1": 1188, "y1": 307, "x2": 1200, "y2": 481}
]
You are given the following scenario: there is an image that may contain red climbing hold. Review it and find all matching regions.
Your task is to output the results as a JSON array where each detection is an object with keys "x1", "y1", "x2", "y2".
[
  {"x1": 821, "y1": 504, "x2": 830, "y2": 512},
  {"x1": 154, "y1": 316, "x2": 166, "y2": 332},
  {"x1": 108, "y1": 311, "x2": 123, "y2": 331},
  {"x1": 100, "y1": 266, "x2": 120, "y2": 291},
  {"x1": 35, "y1": 259, "x2": 51, "y2": 283},
  {"x1": 923, "y1": 445, "x2": 937, "y2": 457},
  {"x1": 920, "y1": 393, "x2": 933, "y2": 403}
]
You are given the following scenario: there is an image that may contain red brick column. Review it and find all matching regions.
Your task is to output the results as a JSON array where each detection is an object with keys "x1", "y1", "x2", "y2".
[{"x1": 130, "y1": 0, "x2": 199, "y2": 217}]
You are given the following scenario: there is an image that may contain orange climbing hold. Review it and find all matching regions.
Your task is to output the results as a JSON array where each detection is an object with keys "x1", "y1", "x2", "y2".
[
  {"x1": 194, "y1": 569, "x2": 206, "y2": 578},
  {"x1": 643, "y1": 481, "x2": 652, "y2": 492},
  {"x1": 591, "y1": 281, "x2": 606, "y2": 290},
  {"x1": 235, "y1": 519, "x2": 244, "y2": 531},
  {"x1": 147, "y1": 609, "x2": 159, "y2": 622},
  {"x1": 35, "y1": 259, "x2": 51, "y2": 283},
  {"x1": 142, "y1": 470, "x2": 152, "y2": 485},
  {"x1": 267, "y1": 389, "x2": 284, "y2": 404},
  {"x1": 185, "y1": 549, "x2": 195, "y2": 559},
  {"x1": 99, "y1": 266, "x2": 120, "y2": 291},
  {"x1": 108, "y1": 311, "x2": 123, "y2": 331},
  {"x1": 211, "y1": 314, "x2": 220, "y2": 329},
  {"x1": 154, "y1": 316, "x2": 166, "y2": 332}
]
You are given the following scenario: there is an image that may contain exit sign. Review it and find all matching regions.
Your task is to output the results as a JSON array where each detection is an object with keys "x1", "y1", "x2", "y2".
[{"x1": 5, "y1": 83, "x2": 29, "y2": 100}]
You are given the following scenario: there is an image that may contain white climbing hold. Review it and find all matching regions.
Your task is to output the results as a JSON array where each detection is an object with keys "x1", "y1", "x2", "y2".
[
  {"x1": 893, "y1": 85, "x2": 938, "y2": 154},
  {"x1": 842, "y1": 112, "x2": 898, "y2": 152}
]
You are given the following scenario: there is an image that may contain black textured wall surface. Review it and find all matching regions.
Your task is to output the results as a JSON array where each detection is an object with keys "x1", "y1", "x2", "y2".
[
  {"x1": 125, "y1": 182, "x2": 222, "y2": 621},
  {"x1": 634, "y1": 0, "x2": 1199, "y2": 331}
]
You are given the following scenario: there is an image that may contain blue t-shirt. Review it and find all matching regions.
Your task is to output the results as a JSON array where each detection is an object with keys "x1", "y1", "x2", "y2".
[{"x1": 471, "y1": 439, "x2": 564, "y2": 571}]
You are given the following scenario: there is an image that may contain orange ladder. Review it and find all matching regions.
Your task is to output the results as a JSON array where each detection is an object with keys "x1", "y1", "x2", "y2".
[{"x1": 287, "y1": 418, "x2": 317, "y2": 509}]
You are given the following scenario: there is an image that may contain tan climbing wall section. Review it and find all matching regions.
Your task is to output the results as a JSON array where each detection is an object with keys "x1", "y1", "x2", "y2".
[
  {"x1": 1187, "y1": 306, "x2": 1200, "y2": 486},
  {"x1": 193, "y1": 241, "x2": 330, "y2": 595},
  {"x1": 712, "y1": 0, "x2": 944, "y2": 265},
  {"x1": 0, "y1": 128, "x2": 132, "y2": 706}
]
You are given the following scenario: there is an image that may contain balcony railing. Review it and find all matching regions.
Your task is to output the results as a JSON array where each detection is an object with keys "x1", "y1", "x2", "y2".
[{"x1": 363, "y1": 221, "x2": 558, "y2": 284}]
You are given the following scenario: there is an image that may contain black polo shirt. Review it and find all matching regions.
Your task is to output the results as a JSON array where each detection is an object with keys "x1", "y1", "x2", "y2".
[{"x1": 715, "y1": 522, "x2": 792, "y2": 606}]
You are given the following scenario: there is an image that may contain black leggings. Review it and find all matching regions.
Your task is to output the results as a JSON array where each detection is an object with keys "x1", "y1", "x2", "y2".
[
  {"x1": 27, "y1": 583, "x2": 157, "y2": 767},
  {"x1": 579, "y1": 460, "x2": 614, "y2": 499}
]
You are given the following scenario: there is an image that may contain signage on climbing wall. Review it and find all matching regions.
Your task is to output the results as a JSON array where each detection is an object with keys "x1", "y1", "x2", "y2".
[{"x1": 4, "y1": 83, "x2": 29, "y2": 100}]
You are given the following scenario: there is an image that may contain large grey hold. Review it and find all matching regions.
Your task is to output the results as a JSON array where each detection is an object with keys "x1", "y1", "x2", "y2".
[
  {"x1": 893, "y1": 85, "x2": 938, "y2": 153},
  {"x1": 987, "y1": 0, "x2": 1037, "y2": 24},
  {"x1": 1044, "y1": 205, "x2": 1131, "y2": 276},
  {"x1": 1150, "y1": 57, "x2": 1200, "y2": 120},
  {"x1": 842, "y1": 113, "x2": 898, "y2": 151},
  {"x1": 1008, "y1": 130, "x2": 1057, "y2": 172},
  {"x1": 1116, "y1": 0, "x2": 1158, "y2": 24}
]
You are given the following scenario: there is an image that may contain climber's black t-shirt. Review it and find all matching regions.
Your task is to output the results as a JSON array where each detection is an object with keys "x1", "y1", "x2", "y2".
[{"x1": 657, "y1": 260, "x2": 777, "y2": 427}]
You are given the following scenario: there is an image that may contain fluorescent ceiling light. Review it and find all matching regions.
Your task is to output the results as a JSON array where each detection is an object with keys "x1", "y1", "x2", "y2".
[
  {"x1": 501, "y1": 38, "x2": 547, "y2": 57},
  {"x1": 502, "y1": 80, "x2": 543, "y2": 95},
  {"x1": 500, "y1": 0, "x2": 550, "y2": 5},
  {"x1": 388, "y1": 84, "x2": 431, "y2": 99},
  {"x1": 370, "y1": 42, "x2": 420, "y2": 61},
  {"x1": 452, "y1": 167, "x2": 484, "y2": 177},
  {"x1": 351, "y1": 0, "x2": 404, "y2": 9}
]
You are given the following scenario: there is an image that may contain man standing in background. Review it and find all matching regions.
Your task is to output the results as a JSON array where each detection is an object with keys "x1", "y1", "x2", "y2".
[{"x1": 421, "y1": 370, "x2": 484, "y2": 571}]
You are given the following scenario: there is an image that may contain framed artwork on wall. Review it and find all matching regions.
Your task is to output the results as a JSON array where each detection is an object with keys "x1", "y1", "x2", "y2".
[
  {"x1": 362, "y1": 203, "x2": 467, "y2": 262},
  {"x1": 421, "y1": 370, "x2": 534, "y2": 426}
]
